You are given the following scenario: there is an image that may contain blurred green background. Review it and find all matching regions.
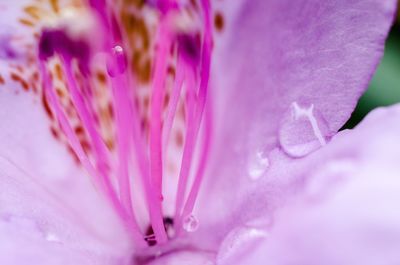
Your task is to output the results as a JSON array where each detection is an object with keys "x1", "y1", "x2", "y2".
[{"x1": 343, "y1": 6, "x2": 400, "y2": 129}]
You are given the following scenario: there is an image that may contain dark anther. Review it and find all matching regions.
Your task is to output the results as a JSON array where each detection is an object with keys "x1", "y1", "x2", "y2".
[
  {"x1": 144, "y1": 217, "x2": 174, "y2": 247},
  {"x1": 163, "y1": 217, "x2": 174, "y2": 233},
  {"x1": 177, "y1": 34, "x2": 201, "y2": 66},
  {"x1": 38, "y1": 29, "x2": 90, "y2": 69},
  {"x1": 38, "y1": 29, "x2": 56, "y2": 60},
  {"x1": 144, "y1": 226, "x2": 157, "y2": 247}
]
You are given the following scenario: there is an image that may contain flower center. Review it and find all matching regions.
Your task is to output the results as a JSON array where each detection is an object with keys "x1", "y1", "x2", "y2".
[{"x1": 37, "y1": 0, "x2": 212, "y2": 248}]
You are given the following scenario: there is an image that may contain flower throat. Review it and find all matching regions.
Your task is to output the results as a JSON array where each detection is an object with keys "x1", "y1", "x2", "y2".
[{"x1": 37, "y1": 0, "x2": 212, "y2": 248}]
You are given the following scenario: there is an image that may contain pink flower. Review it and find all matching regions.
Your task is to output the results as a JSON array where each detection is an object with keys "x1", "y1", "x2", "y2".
[{"x1": 0, "y1": 0, "x2": 398, "y2": 264}]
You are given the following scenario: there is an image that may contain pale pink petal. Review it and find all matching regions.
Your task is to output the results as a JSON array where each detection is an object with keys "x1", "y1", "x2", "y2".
[
  {"x1": 191, "y1": 0, "x2": 397, "y2": 246},
  {"x1": 0, "y1": 215, "x2": 127, "y2": 265},
  {"x1": 217, "y1": 104, "x2": 400, "y2": 265},
  {"x1": 145, "y1": 250, "x2": 214, "y2": 265},
  {"x1": 0, "y1": 78, "x2": 133, "y2": 263},
  {"x1": 212, "y1": 0, "x2": 396, "y2": 147}
]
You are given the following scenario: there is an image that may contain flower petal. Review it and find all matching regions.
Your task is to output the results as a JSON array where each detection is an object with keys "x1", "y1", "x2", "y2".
[
  {"x1": 212, "y1": 0, "x2": 396, "y2": 145},
  {"x1": 145, "y1": 250, "x2": 214, "y2": 265},
  {"x1": 0, "y1": 215, "x2": 128, "y2": 265},
  {"x1": 217, "y1": 104, "x2": 400, "y2": 265},
  {"x1": 192, "y1": 0, "x2": 397, "y2": 246},
  {"x1": 0, "y1": 78, "x2": 133, "y2": 262}
]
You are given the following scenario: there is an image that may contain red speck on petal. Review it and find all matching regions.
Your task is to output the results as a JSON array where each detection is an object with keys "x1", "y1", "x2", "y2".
[
  {"x1": 50, "y1": 126, "x2": 60, "y2": 139},
  {"x1": 42, "y1": 91, "x2": 54, "y2": 120},
  {"x1": 10, "y1": 72, "x2": 30, "y2": 91}
]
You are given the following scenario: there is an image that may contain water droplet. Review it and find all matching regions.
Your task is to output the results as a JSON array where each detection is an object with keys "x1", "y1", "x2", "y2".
[
  {"x1": 217, "y1": 226, "x2": 267, "y2": 264},
  {"x1": 248, "y1": 151, "x2": 269, "y2": 181},
  {"x1": 107, "y1": 45, "x2": 127, "y2": 77},
  {"x1": 3, "y1": 215, "x2": 61, "y2": 243},
  {"x1": 182, "y1": 214, "x2": 199, "y2": 232},
  {"x1": 279, "y1": 102, "x2": 332, "y2": 158}
]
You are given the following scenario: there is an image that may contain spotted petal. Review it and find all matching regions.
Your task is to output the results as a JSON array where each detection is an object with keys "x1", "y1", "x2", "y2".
[{"x1": 0, "y1": 1, "x2": 133, "y2": 263}]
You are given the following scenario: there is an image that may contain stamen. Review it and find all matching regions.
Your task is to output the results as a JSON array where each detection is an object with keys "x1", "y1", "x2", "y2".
[
  {"x1": 148, "y1": 19, "x2": 171, "y2": 244},
  {"x1": 129, "y1": 89, "x2": 168, "y2": 245},
  {"x1": 106, "y1": 48, "x2": 136, "y2": 220},
  {"x1": 36, "y1": 0, "x2": 214, "y2": 248},
  {"x1": 177, "y1": 34, "x2": 201, "y2": 65},
  {"x1": 95, "y1": 1, "x2": 168, "y2": 244},
  {"x1": 61, "y1": 58, "x2": 111, "y2": 178},
  {"x1": 90, "y1": 0, "x2": 168, "y2": 243},
  {"x1": 162, "y1": 54, "x2": 185, "y2": 154},
  {"x1": 150, "y1": 22, "x2": 170, "y2": 202},
  {"x1": 174, "y1": 0, "x2": 212, "y2": 226},
  {"x1": 144, "y1": 217, "x2": 175, "y2": 246},
  {"x1": 107, "y1": 47, "x2": 168, "y2": 244},
  {"x1": 174, "y1": 67, "x2": 198, "y2": 221},
  {"x1": 181, "y1": 100, "x2": 212, "y2": 220}
]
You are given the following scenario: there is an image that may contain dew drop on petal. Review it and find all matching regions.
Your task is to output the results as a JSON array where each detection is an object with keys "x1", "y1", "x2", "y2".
[
  {"x1": 107, "y1": 45, "x2": 127, "y2": 77},
  {"x1": 279, "y1": 102, "x2": 333, "y2": 158},
  {"x1": 248, "y1": 151, "x2": 269, "y2": 181},
  {"x1": 2, "y1": 215, "x2": 63, "y2": 244},
  {"x1": 217, "y1": 226, "x2": 267, "y2": 264},
  {"x1": 182, "y1": 214, "x2": 199, "y2": 232}
]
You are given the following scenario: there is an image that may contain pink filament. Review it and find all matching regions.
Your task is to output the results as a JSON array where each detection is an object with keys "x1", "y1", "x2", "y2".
[
  {"x1": 148, "y1": 21, "x2": 171, "y2": 243},
  {"x1": 150, "y1": 22, "x2": 170, "y2": 201},
  {"x1": 61, "y1": 58, "x2": 111, "y2": 179},
  {"x1": 174, "y1": 67, "x2": 197, "y2": 220},
  {"x1": 174, "y1": 0, "x2": 212, "y2": 222},
  {"x1": 181, "y1": 100, "x2": 212, "y2": 220},
  {"x1": 163, "y1": 54, "x2": 185, "y2": 150},
  {"x1": 63, "y1": 58, "x2": 143, "y2": 235},
  {"x1": 91, "y1": 0, "x2": 168, "y2": 242},
  {"x1": 95, "y1": 0, "x2": 167, "y2": 243},
  {"x1": 109, "y1": 73, "x2": 136, "y2": 221},
  {"x1": 91, "y1": 0, "x2": 169, "y2": 243},
  {"x1": 181, "y1": 0, "x2": 213, "y2": 217},
  {"x1": 130, "y1": 94, "x2": 168, "y2": 243},
  {"x1": 108, "y1": 54, "x2": 168, "y2": 243}
]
